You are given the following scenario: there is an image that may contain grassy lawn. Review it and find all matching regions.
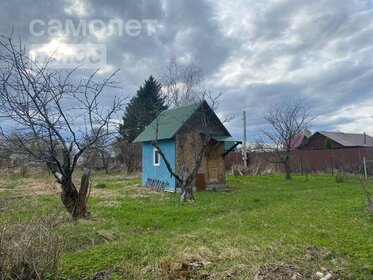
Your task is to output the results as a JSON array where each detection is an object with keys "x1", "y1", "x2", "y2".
[{"x1": 0, "y1": 172, "x2": 372, "y2": 279}]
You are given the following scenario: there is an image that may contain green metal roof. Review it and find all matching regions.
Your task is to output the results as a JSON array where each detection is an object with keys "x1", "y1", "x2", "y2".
[
  {"x1": 211, "y1": 134, "x2": 237, "y2": 142},
  {"x1": 211, "y1": 134, "x2": 240, "y2": 153},
  {"x1": 133, "y1": 103, "x2": 200, "y2": 142}
]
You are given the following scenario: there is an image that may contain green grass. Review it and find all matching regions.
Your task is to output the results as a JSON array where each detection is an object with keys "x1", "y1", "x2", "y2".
[{"x1": 0, "y1": 173, "x2": 372, "y2": 279}]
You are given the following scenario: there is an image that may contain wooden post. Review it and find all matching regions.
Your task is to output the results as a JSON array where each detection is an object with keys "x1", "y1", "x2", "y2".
[
  {"x1": 243, "y1": 111, "x2": 247, "y2": 168},
  {"x1": 363, "y1": 156, "x2": 368, "y2": 180}
]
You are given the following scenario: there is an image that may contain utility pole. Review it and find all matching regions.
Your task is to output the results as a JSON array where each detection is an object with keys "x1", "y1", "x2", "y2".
[{"x1": 243, "y1": 110, "x2": 247, "y2": 168}]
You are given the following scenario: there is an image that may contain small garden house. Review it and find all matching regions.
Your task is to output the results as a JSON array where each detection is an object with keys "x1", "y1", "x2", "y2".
[{"x1": 133, "y1": 101, "x2": 240, "y2": 192}]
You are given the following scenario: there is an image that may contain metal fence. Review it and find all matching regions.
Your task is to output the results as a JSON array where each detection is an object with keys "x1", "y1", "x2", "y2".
[{"x1": 232, "y1": 147, "x2": 373, "y2": 175}]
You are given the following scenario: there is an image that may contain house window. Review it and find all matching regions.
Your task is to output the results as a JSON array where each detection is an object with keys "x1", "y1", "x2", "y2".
[{"x1": 153, "y1": 148, "x2": 160, "y2": 166}]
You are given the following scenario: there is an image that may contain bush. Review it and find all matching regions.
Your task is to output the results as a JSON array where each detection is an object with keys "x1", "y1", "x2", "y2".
[
  {"x1": 96, "y1": 183, "x2": 107, "y2": 189},
  {"x1": 0, "y1": 216, "x2": 61, "y2": 280},
  {"x1": 335, "y1": 172, "x2": 345, "y2": 183}
]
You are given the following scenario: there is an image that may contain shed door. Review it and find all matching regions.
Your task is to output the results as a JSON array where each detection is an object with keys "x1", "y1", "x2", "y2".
[
  {"x1": 196, "y1": 173, "x2": 206, "y2": 191},
  {"x1": 207, "y1": 156, "x2": 219, "y2": 183}
]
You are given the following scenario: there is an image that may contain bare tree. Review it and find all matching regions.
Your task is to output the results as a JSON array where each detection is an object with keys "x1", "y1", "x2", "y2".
[
  {"x1": 259, "y1": 99, "x2": 313, "y2": 179},
  {"x1": 113, "y1": 140, "x2": 141, "y2": 173},
  {"x1": 162, "y1": 58, "x2": 203, "y2": 108},
  {"x1": 0, "y1": 35, "x2": 125, "y2": 217},
  {"x1": 0, "y1": 132, "x2": 47, "y2": 176},
  {"x1": 83, "y1": 127, "x2": 114, "y2": 174}
]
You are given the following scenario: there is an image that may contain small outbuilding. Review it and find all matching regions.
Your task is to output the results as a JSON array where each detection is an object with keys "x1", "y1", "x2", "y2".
[
  {"x1": 133, "y1": 101, "x2": 240, "y2": 192},
  {"x1": 299, "y1": 131, "x2": 373, "y2": 150}
]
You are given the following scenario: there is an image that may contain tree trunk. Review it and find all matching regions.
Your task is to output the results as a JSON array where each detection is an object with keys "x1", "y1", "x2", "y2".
[
  {"x1": 103, "y1": 160, "x2": 109, "y2": 174},
  {"x1": 60, "y1": 169, "x2": 91, "y2": 218},
  {"x1": 60, "y1": 181, "x2": 79, "y2": 215},
  {"x1": 180, "y1": 167, "x2": 194, "y2": 203},
  {"x1": 76, "y1": 168, "x2": 91, "y2": 217},
  {"x1": 101, "y1": 152, "x2": 109, "y2": 174},
  {"x1": 180, "y1": 185, "x2": 194, "y2": 202},
  {"x1": 283, "y1": 154, "x2": 292, "y2": 180},
  {"x1": 284, "y1": 164, "x2": 292, "y2": 180}
]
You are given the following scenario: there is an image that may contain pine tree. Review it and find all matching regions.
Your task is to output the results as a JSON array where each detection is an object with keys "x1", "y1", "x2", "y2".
[
  {"x1": 119, "y1": 76, "x2": 167, "y2": 142},
  {"x1": 324, "y1": 137, "x2": 333, "y2": 149}
]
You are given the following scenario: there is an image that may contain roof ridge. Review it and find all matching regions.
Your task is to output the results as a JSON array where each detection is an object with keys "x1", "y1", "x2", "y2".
[
  {"x1": 161, "y1": 102, "x2": 201, "y2": 113},
  {"x1": 133, "y1": 100, "x2": 232, "y2": 143},
  {"x1": 321, "y1": 131, "x2": 371, "y2": 136},
  {"x1": 133, "y1": 102, "x2": 201, "y2": 142}
]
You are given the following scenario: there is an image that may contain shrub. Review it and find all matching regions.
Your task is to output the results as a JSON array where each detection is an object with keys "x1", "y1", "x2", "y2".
[
  {"x1": 0, "y1": 216, "x2": 61, "y2": 280},
  {"x1": 335, "y1": 172, "x2": 345, "y2": 183},
  {"x1": 96, "y1": 183, "x2": 107, "y2": 189}
]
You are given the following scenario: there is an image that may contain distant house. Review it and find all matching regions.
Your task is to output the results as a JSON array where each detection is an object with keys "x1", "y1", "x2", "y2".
[
  {"x1": 300, "y1": 131, "x2": 373, "y2": 150},
  {"x1": 133, "y1": 101, "x2": 240, "y2": 192},
  {"x1": 289, "y1": 133, "x2": 308, "y2": 150}
]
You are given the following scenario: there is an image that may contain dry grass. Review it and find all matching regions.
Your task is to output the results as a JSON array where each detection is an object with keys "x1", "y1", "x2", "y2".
[
  {"x1": 16, "y1": 181, "x2": 59, "y2": 195},
  {"x1": 0, "y1": 213, "x2": 66, "y2": 280}
]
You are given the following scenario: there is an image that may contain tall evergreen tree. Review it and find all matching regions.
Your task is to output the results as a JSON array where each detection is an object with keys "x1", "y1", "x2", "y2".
[{"x1": 119, "y1": 76, "x2": 167, "y2": 142}]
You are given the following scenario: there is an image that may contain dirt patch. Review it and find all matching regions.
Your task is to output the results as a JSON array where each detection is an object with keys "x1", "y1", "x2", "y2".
[
  {"x1": 251, "y1": 262, "x2": 348, "y2": 280},
  {"x1": 250, "y1": 247, "x2": 351, "y2": 280},
  {"x1": 91, "y1": 271, "x2": 112, "y2": 280},
  {"x1": 161, "y1": 244, "x2": 252, "y2": 279},
  {"x1": 162, "y1": 247, "x2": 215, "y2": 279},
  {"x1": 303, "y1": 246, "x2": 350, "y2": 279}
]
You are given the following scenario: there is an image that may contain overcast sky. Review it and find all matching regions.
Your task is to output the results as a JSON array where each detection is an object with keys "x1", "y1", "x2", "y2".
[{"x1": 1, "y1": 0, "x2": 373, "y2": 141}]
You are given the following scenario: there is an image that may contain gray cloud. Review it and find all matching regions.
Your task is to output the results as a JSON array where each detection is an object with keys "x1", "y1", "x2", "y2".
[
  {"x1": 211, "y1": 0, "x2": 373, "y2": 139},
  {"x1": 1, "y1": 0, "x2": 373, "y2": 140}
]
